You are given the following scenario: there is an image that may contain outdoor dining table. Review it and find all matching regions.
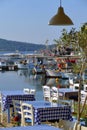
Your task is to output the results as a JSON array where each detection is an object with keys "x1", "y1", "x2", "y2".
[
  {"x1": 1, "y1": 90, "x2": 35, "y2": 123},
  {"x1": 0, "y1": 124, "x2": 61, "y2": 130},
  {"x1": 25, "y1": 100, "x2": 72, "y2": 124},
  {"x1": 58, "y1": 88, "x2": 78, "y2": 101}
]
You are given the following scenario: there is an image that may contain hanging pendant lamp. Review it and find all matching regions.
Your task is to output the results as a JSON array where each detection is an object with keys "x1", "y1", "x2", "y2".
[{"x1": 48, "y1": 0, "x2": 73, "y2": 26}]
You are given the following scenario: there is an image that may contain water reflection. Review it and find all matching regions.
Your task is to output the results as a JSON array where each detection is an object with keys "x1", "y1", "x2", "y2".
[
  {"x1": 0, "y1": 69, "x2": 69, "y2": 100},
  {"x1": 17, "y1": 69, "x2": 46, "y2": 86},
  {"x1": 17, "y1": 69, "x2": 69, "y2": 88},
  {"x1": 46, "y1": 78, "x2": 69, "y2": 88},
  {"x1": 17, "y1": 69, "x2": 29, "y2": 77}
]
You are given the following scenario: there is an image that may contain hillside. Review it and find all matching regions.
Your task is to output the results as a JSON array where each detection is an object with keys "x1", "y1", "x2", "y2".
[{"x1": 0, "y1": 38, "x2": 46, "y2": 51}]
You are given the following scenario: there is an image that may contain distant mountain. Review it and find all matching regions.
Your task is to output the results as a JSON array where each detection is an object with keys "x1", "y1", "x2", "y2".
[{"x1": 0, "y1": 38, "x2": 46, "y2": 51}]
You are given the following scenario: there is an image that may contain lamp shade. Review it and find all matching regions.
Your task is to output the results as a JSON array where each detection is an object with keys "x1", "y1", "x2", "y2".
[{"x1": 48, "y1": 6, "x2": 73, "y2": 26}]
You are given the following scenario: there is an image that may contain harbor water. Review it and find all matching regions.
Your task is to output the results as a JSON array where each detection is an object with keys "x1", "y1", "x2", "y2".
[{"x1": 0, "y1": 69, "x2": 69, "y2": 100}]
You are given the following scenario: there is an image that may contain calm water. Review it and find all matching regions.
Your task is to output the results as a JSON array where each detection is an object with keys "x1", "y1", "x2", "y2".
[{"x1": 0, "y1": 69, "x2": 69, "y2": 100}]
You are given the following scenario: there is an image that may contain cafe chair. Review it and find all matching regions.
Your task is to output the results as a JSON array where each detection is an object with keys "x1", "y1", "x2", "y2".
[
  {"x1": 73, "y1": 83, "x2": 79, "y2": 90},
  {"x1": 12, "y1": 100, "x2": 22, "y2": 125},
  {"x1": 81, "y1": 91, "x2": 87, "y2": 104},
  {"x1": 83, "y1": 84, "x2": 87, "y2": 92},
  {"x1": 51, "y1": 86, "x2": 59, "y2": 102},
  {"x1": 42, "y1": 85, "x2": 51, "y2": 102},
  {"x1": 21, "y1": 102, "x2": 34, "y2": 126},
  {"x1": 12, "y1": 100, "x2": 22, "y2": 115},
  {"x1": 23, "y1": 88, "x2": 30, "y2": 94},
  {"x1": 30, "y1": 89, "x2": 36, "y2": 95}
]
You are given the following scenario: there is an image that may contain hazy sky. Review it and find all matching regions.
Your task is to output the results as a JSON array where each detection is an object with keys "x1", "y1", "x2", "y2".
[{"x1": 0, "y1": 0, "x2": 87, "y2": 45}]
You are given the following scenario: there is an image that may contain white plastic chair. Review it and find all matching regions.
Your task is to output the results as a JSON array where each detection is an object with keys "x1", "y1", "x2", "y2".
[
  {"x1": 42, "y1": 85, "x2": 51, "y2": 102},
  {"x1": 21, "y1": 102, "x2": 34, "y2": 126},
  {"x1": 12, "y1": 100, "x2": 22, "y2": 126},
  {"x1": 30, "y1": 89, "x2": 36, "y2": 95},
  {"x1": 81, "y1": 91, "x2": 87, "y2": 104},
  {"x1": 84, "y1": 84, "x2": 87, "y2": 92},
  {"x1": 12, "y1": 100, "x2": 22, "y2": 115},
  {"x1": 23, "y1": 88, "x2": 30, "y2": 94},
  {"x1": 51, "y1": 86, "x2": 59, "y2": 102},
  {"x1": 73, "y1": 83, "x2": 79, "y2": 90}
]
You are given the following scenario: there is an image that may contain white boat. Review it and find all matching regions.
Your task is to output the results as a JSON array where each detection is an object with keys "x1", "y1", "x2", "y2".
[
  {"x1": 0, "y1": 60, "x2": 7, "y2": 70},
  {"x1": 45, "y1": 68, "x2": 73, "y2": 79},
  {"x1": 15, "y1": 60, "x2": 29, "y2": 69},
  {"x1": 45, "y1": 69, "x2": 61, "y2": 78}
]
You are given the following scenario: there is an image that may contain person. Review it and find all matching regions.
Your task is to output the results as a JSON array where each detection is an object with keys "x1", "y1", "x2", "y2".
[{"x1": 41, "y1": 65, "x2": 46, "y2": 74}]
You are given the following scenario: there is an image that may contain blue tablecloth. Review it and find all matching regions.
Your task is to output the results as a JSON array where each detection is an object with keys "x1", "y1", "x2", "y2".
[
  {"x1": 2, "y1": 90, "x2": 35, "y2": 111},
  {"x1": 59, "y1": 88, "x2": 78, "y2": 100},
  {"x1": 1, "y1": 90, "x2": 35, "y2": 123},
  {"x1": 26, "y1": 100, "x2": 72, "y2": 124}
]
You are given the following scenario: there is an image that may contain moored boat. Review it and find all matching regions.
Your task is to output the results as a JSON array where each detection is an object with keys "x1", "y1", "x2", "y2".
[
  {"x1": 45, "y1": 68, "x2": 74, "y2": 79},
  {"x1": 0, "y1": 59, "x2": 7, "y2": 70},
  {"x1": 15, "y1": 60, "x2": 29, "y2": 69}
]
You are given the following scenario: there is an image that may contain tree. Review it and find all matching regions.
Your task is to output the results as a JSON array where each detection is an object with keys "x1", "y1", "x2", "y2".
[
  {"x1": 76, "y1": 23, "x2": 87, "y2": 122},
  {"x1": 54, "y1": 23, "x2": 87, "y2": 123}
]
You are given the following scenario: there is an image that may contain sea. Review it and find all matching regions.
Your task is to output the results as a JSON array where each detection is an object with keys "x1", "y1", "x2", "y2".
[
  {"x1": 0, "y1": 70, "x2": 69, "y2": 100},
  {"x1": 0, "y1": 51, "x2": 69, "y2": 101},
  {"x1": 1, "y1": 51, "x2": 87, "y2": 126}
]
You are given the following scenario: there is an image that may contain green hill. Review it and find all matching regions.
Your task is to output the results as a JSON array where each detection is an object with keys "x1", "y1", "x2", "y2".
[{"x1": 0, "y1": 38, "x2": 46, "y2": 51}]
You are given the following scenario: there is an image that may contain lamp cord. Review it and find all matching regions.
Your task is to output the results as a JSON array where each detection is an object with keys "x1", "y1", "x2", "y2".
[{"x1": 60, "y1": 0, "x2": 62, "y2": 7}]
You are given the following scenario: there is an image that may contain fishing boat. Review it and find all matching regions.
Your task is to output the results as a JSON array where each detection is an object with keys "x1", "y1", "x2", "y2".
[
  {"x1": 45, "y1": 68, "x2": 74, "y2": 79},
  {"x1": 15, "y1": 60, "x2": 29, "y2": 69}
]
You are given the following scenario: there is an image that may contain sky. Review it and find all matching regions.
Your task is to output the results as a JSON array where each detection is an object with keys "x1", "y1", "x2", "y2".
[{"x1": 0, "y1": 0, "x2": 87, "y2": 45}]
